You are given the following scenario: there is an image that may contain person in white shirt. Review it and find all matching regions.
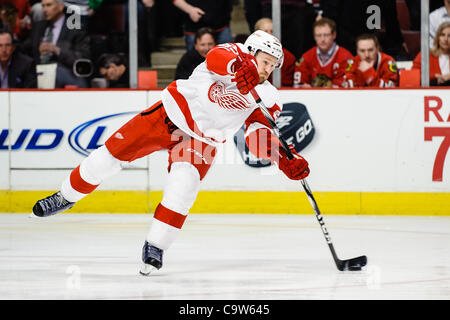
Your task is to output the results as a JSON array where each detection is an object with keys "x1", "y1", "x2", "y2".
[{"x1": 430, "y1": 0, "x2": 450, "y2": 46}]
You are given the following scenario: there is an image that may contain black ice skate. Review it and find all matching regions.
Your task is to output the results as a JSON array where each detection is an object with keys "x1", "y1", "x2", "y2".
[
  {"x1": 139, "y1": 241, "x2": 163, "y2": 276},
  {"x1": 32, "y1": 192, "x2": 75, "y2": 217}
]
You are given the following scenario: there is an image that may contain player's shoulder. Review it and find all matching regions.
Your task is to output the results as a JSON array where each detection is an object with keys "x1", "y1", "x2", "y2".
[
  {"x1": 336, "y1": 45, "x2": 353, "y2": 58},
  {"x1": 211, "y1": 42, "x2": 248, "y2": 54},
  {"x1": 380, "y1": 52, "x2": 398, "y2": 73},
  {"x1": 302, "y1": 47, "x2": 317, "y2": 59}
]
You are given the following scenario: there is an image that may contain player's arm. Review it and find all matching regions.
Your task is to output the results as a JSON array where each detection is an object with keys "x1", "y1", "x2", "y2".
[
  {"x1": 206, "y1": 43, "x2": 259, "y2": 95},
  {"x1": 206, "y1": 43, "x2": 241, "y2": 76},
  {"x1": 244, "y1": 106, "x2": 309, "y2": 180},
  {"x1": 244, "y1": 106, "x2": 281, "y2": 160}
]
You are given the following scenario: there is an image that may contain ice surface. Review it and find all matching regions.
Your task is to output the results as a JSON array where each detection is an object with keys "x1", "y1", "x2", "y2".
[{"x1": 0, "y1": 213, "x2": 449, "y2": 300}]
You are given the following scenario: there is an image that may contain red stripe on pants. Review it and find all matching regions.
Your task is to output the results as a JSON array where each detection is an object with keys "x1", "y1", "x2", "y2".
[
  {"x1": 70, "y1": 165, "x2": 99, "y2": 194},
  {"x1": 154, "y1": 203, "x2": 187, "y2": 229}
]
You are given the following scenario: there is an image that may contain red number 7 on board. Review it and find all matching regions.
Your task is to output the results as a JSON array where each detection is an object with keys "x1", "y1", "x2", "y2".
[{"x1": 424, "y1": 127, "x2": 450, "y2": 182}]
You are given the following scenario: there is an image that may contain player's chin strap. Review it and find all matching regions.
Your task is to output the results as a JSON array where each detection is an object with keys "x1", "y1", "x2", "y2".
[{"x1": 249, "y1": 88, "x2": 367, "y2": 272}]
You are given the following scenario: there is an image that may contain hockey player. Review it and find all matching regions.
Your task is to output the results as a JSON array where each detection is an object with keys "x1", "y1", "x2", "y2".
[
  {"x1": 344, "y1": 34, "x2": 399, "y2": 88},
  {"x1": 31, "y1": 30, "x2": 310, "y2": 275},
  {"x1": 293, "y1": 18, "x2": 352, "y2": 88}
]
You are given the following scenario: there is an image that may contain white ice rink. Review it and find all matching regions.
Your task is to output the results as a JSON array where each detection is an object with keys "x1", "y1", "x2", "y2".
[{"x1": 0, "y1": 213, "x2": 449, "y2": 300}]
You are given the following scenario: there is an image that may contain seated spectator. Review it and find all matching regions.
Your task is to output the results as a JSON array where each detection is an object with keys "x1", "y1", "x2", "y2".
[
  {"x1": 254, "y1": 17, "x2": 296, "y2": 87},
  {"x1": 344, "y1": 34, "x2": 398, "y2": 88},
  {"x1": 97, "y1": 52, "x2": 129, "y2": 88},
  {"x1": 430, "y1": 0, "x2": 450, "y2": 46},
  {"x1": 173, "y1": 0, "x2": 233, "y2": 51},
  {"x1": 0, "y1": 0, "x2": 32, "y2": 40},
  {"x1": 0, "y1": 26, "x2": 36, "y2": 88},
  {"x1": 413, "y1": 21, "x2": 450, "y2": 86},
  {"x1": 22, "y1": 0, "x2": 91, "y2": 88},
  {"x1": 175, "y1": 27, "x2": 215, "y2": 80},
  {"x1": 293, "y1": 18, "x2": 352, "y2": 88}
]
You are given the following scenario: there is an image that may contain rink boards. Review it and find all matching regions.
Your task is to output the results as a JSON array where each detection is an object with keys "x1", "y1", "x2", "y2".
[{"x1": 0, "y1": 89, "x2": 449, "y2": 215}]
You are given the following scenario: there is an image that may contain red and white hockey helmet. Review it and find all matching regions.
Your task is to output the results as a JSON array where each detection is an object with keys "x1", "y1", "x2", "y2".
[{"x1": 244, "y1": 30, "x2": 284, "y2": 68}]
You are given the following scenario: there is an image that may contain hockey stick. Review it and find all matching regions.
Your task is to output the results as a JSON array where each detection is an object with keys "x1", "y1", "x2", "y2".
[{"x1": 250, "y1": 88, "x2": 367, "y2": 271}]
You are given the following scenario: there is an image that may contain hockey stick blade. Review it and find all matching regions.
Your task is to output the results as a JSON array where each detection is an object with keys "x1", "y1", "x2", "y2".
[{"x1": 338, "y1": 255, "x2": 368, "y2": 271}]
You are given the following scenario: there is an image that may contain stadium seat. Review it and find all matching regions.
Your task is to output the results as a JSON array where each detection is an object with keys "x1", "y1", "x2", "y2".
[
  {"x1": 396, "y1": 0, "x2": 411, "y2": 30},
  {"x1": 402, "y1": 30, "x2": 421, "y2": 60},
  {"x1": 138, "y1": 70, "x2": 158, "y2": 89},
  {"x1": 399, "y1": 69, "x2": 420, "y2": 88}
]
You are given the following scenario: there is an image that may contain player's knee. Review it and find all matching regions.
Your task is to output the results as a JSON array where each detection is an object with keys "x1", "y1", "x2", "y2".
[
  {"x1": 162, "y1": 162, "x2": 201, "y2": 215},
  {"x1": 80, "y1": 145, "x2": 123, "y2": 185}
]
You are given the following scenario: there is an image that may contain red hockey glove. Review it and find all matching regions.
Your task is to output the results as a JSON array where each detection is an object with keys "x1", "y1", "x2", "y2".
[
  {"x1": 232, "y1": 53, "x2": 259, "y2": 95},
  {"x1": 276, "y1": 145, "x2": 310, "y2": 180}
]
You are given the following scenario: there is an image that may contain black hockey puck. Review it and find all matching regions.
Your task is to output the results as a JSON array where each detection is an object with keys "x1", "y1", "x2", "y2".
[{"x1": 348, "y1": 265, "x2": 362, "y2": 271}]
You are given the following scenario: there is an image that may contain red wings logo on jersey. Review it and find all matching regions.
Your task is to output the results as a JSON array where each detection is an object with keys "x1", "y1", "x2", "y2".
[{"x1": 208, "y1": 81, "x2": 251, "y2": 111}]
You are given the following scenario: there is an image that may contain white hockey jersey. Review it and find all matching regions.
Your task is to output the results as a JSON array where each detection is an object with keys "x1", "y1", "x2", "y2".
[{"x1": 161, "y1": 43, "x2": 282, "y2": 147}]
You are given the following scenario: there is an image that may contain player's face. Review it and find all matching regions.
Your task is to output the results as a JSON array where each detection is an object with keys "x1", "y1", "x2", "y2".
[
  {"x1": 438, "y1": 27, "x2": 450, "y2": 53},
  {"x1": 255, "y1": 51, "x2": 277, "y2": 83},
  {"x1": 0, "y1": 33, "x2": 14, "y2": 64},
  {"x1": 314, "y1": 25, "x2": 336, "y2": 53},
  {"x1": 356, "y1": 39, "x2": 378, "y2": 64},
  {"x1": 194, "y1": 34, "x2": 215, "y2": 58}
]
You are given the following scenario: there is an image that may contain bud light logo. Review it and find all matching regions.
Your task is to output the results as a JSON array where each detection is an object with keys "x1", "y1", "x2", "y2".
[
  {"x1": 0, "y1": 112, "x2": 137, "y2": 155},
  {"x1": 69, "y1": 112, "x2": 136, "y2": 156}
]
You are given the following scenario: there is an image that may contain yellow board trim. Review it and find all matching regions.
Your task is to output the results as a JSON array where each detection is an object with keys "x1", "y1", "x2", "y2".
[{"x1": 1, "y1": 190, "x2": 449, "y2": 215}]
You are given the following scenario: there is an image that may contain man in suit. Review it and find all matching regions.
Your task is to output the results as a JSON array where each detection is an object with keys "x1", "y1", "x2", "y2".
[
  {"x1": 0, "y1": 26, "x2": 36, "y2": 88},
  {"x1": 23, "y1": 0, "x2": 91, "y2": 88}
]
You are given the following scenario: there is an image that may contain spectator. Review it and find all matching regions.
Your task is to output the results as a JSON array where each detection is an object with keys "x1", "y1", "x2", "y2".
[
  {"x1": 30, "y1": 0, "x2": 103, "y2": 27},
  {"x1": 430, "y1": 0, "x2": 450, "y2": 47},
  {"x1": 293, "y1": 17, "x2": 352, "y2": 88},
  {"x1": 175, "y1": 27, "x2": 215, "y2": 80},
  {"x1": 0, "y1": 0, "x2": 32, "y2": 40},
  {"x1": 22, "y1": 0, "x2": 91, "y2": 88},
  {"x1": 344, "y1": 33, "x2": 398, "y2": 88},
  {"x1": 0, "y1": 27, "x2": 36, "y2": 88},
  {"x1": 97, "y1": 52, "x2": 128, "y2": 88},
  {"x1": 260, "y1": 0, "x2": 316, "y2": 59},
  {"x1": 254, "y1": 17, "x2": 296, "y2": 87},
  {"x1": 413, "y1": 21, "x2": 450, "y2": 86},
  {"x1": 321, "y1": 0, "x2": 408, "y2": 60},
  {"x1": 173, "y1": 0, "x2": 233, "y2": 51}
]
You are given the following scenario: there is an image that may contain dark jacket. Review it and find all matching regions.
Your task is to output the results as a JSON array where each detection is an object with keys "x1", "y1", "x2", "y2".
[
  {"x1": 7, "y1": 50, "x2": 37, "y2": 88},
  {"x1": 175, "y1": 49, "x2": 205, "y2": 80},
  {"x1": 21, "y1": 15, "x2": 90, "y2": 69},
  {"x1": 183, "y1": 0, "x2": 233, "y2": 32}
]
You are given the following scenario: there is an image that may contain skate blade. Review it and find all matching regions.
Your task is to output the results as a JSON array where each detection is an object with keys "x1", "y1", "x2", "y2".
[{"x1": 139, "y1": 263, "x2": 157, "y2": 276}]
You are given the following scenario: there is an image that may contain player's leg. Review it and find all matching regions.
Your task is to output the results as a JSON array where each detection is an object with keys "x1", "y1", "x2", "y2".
[
  {"x1": 140, "y1": 138, "x2": 216, "y2": 275},
  {"x1": 32, "y1": 101, "x2": 173, "y2": 217}
]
